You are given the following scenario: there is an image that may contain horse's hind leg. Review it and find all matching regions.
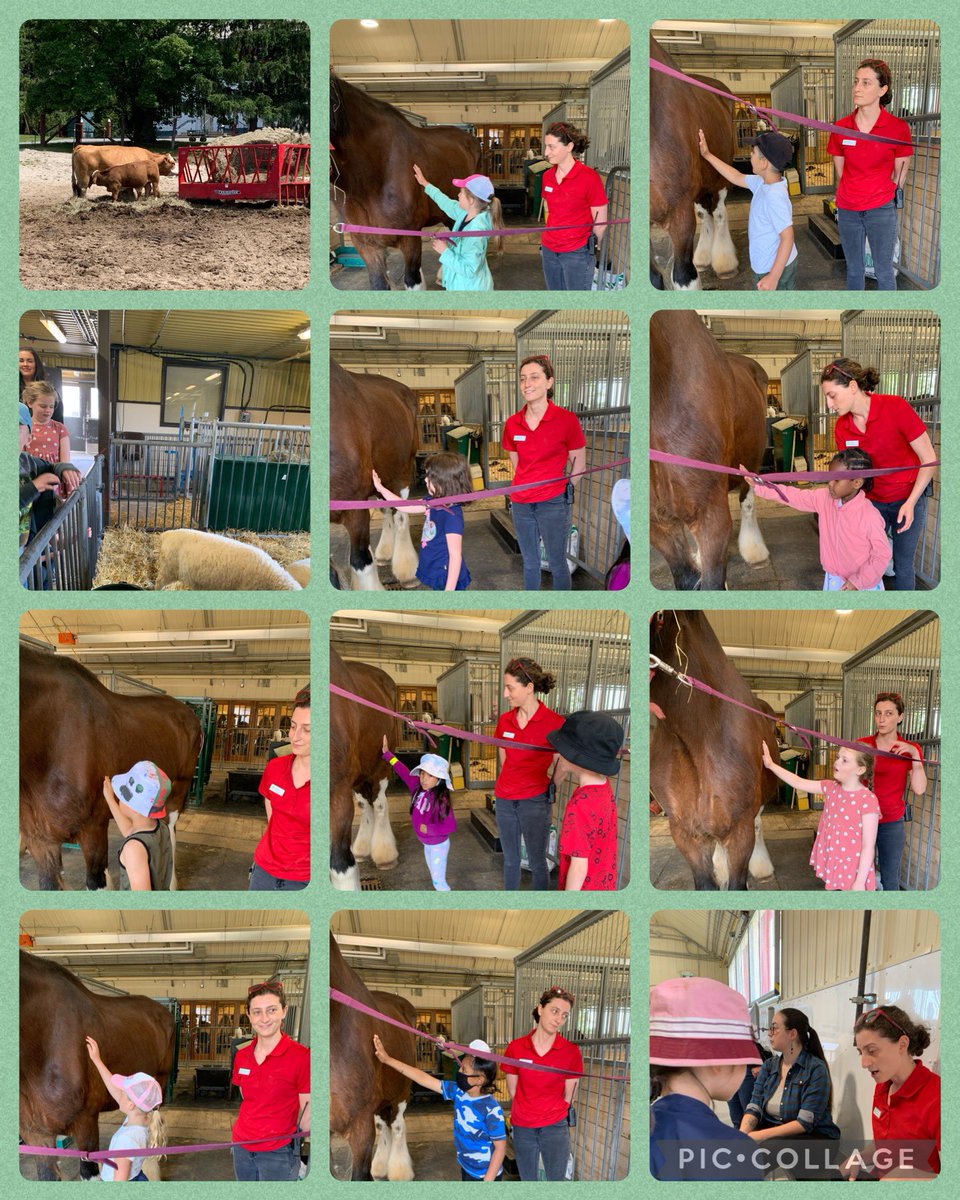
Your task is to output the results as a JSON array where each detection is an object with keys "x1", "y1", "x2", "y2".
[
  {"x1": 722, "y1": 814, "x2": 761, "y2": 891},
  {"x1": 356, "y1": 240, "x2": 391, "y2": 291},
  {"x1": 667, "y1": 203, "x2": 700, "y2": 290},
  {"x1": 668, "y1": 819, "x2": 720, "y2": 890},
  {"x1": 386, "y1": 1101, "x2": 415, "y2": 1180},
  {"x1": 400, "y1": 237, "x2": 425, "y2": 290},
  {"x1": 76, "y1": 822, "x2": 109, "y2": 891},
  {"x1": 70, "y1": 1112, "x2": 102, "y2": 1181},
  {"x1": 650, "y1": 513, "x2": 700, "y2": 591},
  {"x1": 370, "y1": 1112, "x2": 391, "y2": 1179},
  {"x1": 331, "y1": 780, "x2": 361, "y2": 890},
  {"x1": 25, "y1": 834, "x2": 64, "y2": 891}
]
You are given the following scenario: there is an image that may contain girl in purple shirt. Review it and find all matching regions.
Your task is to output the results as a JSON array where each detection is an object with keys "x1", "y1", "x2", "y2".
[{"x1": 382, "y1": 736, "x2": 457, "y2": 890}]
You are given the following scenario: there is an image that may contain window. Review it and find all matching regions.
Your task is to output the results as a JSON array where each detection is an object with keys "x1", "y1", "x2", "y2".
[
  {"x1": 161, "y1": 359, "x2": 227, "y2": 425},
  {"x1": 729, "y1": 910, "x2": 779, "y2": 1007}
]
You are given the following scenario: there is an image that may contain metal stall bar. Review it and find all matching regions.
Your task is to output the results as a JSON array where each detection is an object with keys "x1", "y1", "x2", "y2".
[
  {"x1": 783, "y1": 687, "x2": 843, "y2": 788},
  {"x1": 777, "y1": 346, "x2": 841, "y2": 465},
  {"x1": 109, "y1": 433, "x2": 211, "y2": 531},
  {"x1": 436, "y1": 657, "x2": 501, "y2": 787},
  {"x1": 541, "y1": 99, "x2": 589, "y2": 140},
  {"x1": 598, "y1": 167, "x2": 629, "y2": 289},
  {"x1": 513, "y1": 912, "x2": 630, "y2": 1181},
  {"x1": 771, "y1": 65, "x2": 835, "y2": 193},
  {"x1": 585, "y1": 49, "x2": 630, "y2": 288},
  {"x1": 455, "y1": 360, "x2": 516, "y2": 488},
  {"x1": 835, "y1": 20, "x2": 940, "y2": 287},
  {"x1": 499, "y1": 611, "x2": 630, "y2": 884},
  {"x1": 20, "y1": 456, "x2": 104, "y2": 590},
  {"x1": 514, "y1": 311, "x2": 629, "y2": 583},
  {"x1": 841, "y1": 310, "x2": 940, "y2": 586},
  {"x1": 842, "y1": 612, "x2": 940, "y2": 889}
]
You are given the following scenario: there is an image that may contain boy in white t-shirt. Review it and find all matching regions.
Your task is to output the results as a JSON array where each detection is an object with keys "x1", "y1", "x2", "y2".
[{"x1": 698, "y1": 127, "x2": 798, "y2": 291}]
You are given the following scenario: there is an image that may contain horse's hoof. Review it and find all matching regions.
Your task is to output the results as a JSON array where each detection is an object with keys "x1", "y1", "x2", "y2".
[
  {"x1": 398, "y1": 577, "x2": 421, "y2": 589},
  {"x1": 374, "y1": 858, "x2": 399, "y2": 870},
  {"x1": 330, "y1": 1140, "x2": 353, "y2": 1181}
]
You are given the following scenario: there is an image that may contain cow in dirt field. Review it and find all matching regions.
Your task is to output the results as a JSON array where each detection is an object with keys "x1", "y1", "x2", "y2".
[
  {"x1": 19, "y1": 950, "x2": 175, "y2": 1181},
  {"x1": 72, "y1": 146, "x2": 176, "y2": 198},
  {"x1": 90, "y1": 160, "x2": 160, "y2": 201},
  {"x1": 19, "y1": 645, "x2": 201, "y2": 890}
]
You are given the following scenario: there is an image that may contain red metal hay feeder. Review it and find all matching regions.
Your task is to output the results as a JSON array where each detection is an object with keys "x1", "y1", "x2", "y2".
[{"x1": 177, "y1": 142, "x2": 310, "y2": 205}]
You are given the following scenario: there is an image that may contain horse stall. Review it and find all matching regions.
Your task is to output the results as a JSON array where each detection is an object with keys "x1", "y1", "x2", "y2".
[
  {"x1": 19, "y1": 610, "x2": 309, "y2": 892},
  {"x1": 330, "y1": 608, "x2": 630, "y2": 891},
  {"x1": 650, "y1": 609, "x2": 940, "y2": 893},
  {"x1": 331, "y1": 908, "x2": 630, "y2": 1182},
  {"x1": 329, "y1": 19, "x2": 630, "y2": 291},
  {"x1": 769, "y1": 64, "x2": 835, "y2": 193},
  {"x1": 19, "y1": 308, "x2": 311, "y2": 592}
]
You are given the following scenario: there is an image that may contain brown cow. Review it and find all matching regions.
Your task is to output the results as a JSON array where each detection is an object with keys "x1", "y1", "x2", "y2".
[
  {"x1": 90, "y1": 159, "x2": 161, "y2": 201},
  {"x1": 330, "y1": 934, "x2": 415, "y2": 1180},
  {"x1": 650, "y1": 35, "x2": 739, "y2": 288},
  {"x1": 20, "y1": 950, "x2": 175, "y2": 1181},
  {"x1": 19, "y1": 645, "x2": 202, "y2": 890},
  {"x1": 650, "y1": 611, "x2": 778, "y2": 889},
  {"x1": 330, "y1": 359, "x2": 420, "y2": 589},
  {"x1": 331, "y1": 73, "x2": 482, "y2": 290},
  {"x1": 72, "y1": 146, "x2": 176, "y2": 198},
  {"x1": 650, "y1": 310, "x2": 769, "y2": 589}
]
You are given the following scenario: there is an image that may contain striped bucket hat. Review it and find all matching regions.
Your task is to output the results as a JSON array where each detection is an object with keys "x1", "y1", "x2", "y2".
[{"x1": 650, "y1": 977, "x2": 761, "y2": 1067}]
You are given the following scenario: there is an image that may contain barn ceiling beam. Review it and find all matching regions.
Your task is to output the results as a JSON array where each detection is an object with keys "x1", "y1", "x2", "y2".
[
  {"x1": 653, "y1": 20, "x2": 841, "y2": 39},
  {"x1": 334, "y1": 609, "x2": 506, "y2": 634},
  {"x1": 331, "y1": 314, "x2": 521, "y2": 333},
  {"x1": 29, "y1": 927, "x2": 309, "y2": 946},
  {"x1": 337, "y1": 934, "x2": 524, "y2": 959},
  {"x1": 722, "y1": 644, "x2": 850, "y2": 664},
  {"x1": 56, "y1": 627, "x2": 308, "y2": 646}
]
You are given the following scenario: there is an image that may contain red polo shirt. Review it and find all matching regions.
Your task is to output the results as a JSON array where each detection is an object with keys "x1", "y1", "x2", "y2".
[
  {"x1": 857, "y1": 735, "x2": 923, "y2": 823},
  {"x1": 501, "y1": 1032, "x2": 583, "y2": 1127},
  {"x1": 232, "y1": 1033, "x2": 310, "y2": 1151},
  {"x1": 833, "y1": 395, "x2": 927, "y2": 504},
  {"x1": 871, "y1": 1060, "x2": 940, "y2": 1175},
  {"x1": 827, "y1": 109, "x2": 913, "y2": 210},
  {"x1": 494, "y1": 703, "x2": 564, "y2": 800},
  {"x1": 254, "y1": 755, "x2": 310, "y2": 882},
  {"x1": 541, "y1": 161, "x2": 608, "y2": 251},
  {"x1": 502, "y1": 402, "x2": 586, "y2": 504}
]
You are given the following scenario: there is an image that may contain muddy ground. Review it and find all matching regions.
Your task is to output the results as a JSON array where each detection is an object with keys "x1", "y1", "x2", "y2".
[{"x1": 19, "y1": 147, "x2": 310, "y2": 291}]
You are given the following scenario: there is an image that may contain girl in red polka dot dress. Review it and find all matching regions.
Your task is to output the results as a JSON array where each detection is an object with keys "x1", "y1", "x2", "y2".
[{"x1": 761, "y1": 741, "x2": 881, "y2": 891}]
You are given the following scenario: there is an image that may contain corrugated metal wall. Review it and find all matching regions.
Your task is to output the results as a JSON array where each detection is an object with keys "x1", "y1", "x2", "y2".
[
  {"x1": 436, "y1": 658, "x2": 502, "y2": 787},
  {"x1": 454, "y1": 360, "x2": 516, "y2": 487}
]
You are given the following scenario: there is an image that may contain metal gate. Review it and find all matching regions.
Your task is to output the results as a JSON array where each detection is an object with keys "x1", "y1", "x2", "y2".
[
  {"x1": 499, "y1": 610, "x2": 630, "y2": 884},
  {"x1": 842, "y1": 612, "x2": 940, "y2": 889},
  {"x1": 842, "y1": 310, "x2": 940, "y2": 587},
  {"x1": 451, "y1": 983, "x2": 515, "y2": 1102},
  {"x1": 836, "y1": 20, "x2": 940, "y2": 288},
  {"x1": 20, "y1": 456, "x2": 104, "y2": 591},
  {"x1": 598, "y1": 167, "x2": 629, "y2": 289},
  {"x1": 783, "y1": 686, "x2": 844, "y2": 783},
  {"x1": 770, "y1": 65, "x2": 835, "y2": 193},
  {"x1": 585, "y1": 50, "x2": 630, "y2": 287},
  {"x1": 778, "y1": 346, "x2": 841, "y2": 463},
  {"x1": 513, "y1": 912, "x2": 629, "y2": 1180},
  {"x1": 110, "y1": 433, "x2": 212, "y2": 531},
  {"x1": 514, "y1": 311, "x2": 629, "y2": 583},
  {"x1": 454, "y1": 360, "x2": 516, "y2": 487},
  {"x1": 542, "y1": 99, "x2": 589, "y2": 140},
  {"x1": 436, "y1": 658, "x2": 502, "y2": 786}
]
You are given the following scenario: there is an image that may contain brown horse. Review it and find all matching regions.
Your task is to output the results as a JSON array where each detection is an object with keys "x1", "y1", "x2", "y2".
[
  {"x1": 330, "y1": 933, "x2": 416, "y2": 1180},
  {"x1": 330, "y1": 358, "x2": 420, "y2": 590},
  {"x1": 650, "y1": 310, "x2": 769, "y2": 589},
  {"x1": 331, "y1": 73, "x2": 483, "y2": 290},
  {"x1": 650, "y1": 611, "x2": 779, "y2": 889},
  {"x1": 650, "y1": 34, "x2": 739, "y2": 288},
  {"x1": 330, "y1": 649, "x2": 400, "y2": 890}
]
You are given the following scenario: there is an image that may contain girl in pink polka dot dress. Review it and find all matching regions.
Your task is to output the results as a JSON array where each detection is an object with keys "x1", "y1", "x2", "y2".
[{"x1": 761, "y1": 741, "x2": 881, "y2": 891}]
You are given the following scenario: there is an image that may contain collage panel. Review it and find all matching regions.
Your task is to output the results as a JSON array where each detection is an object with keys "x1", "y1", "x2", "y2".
[
  {"x1": 331, "y1": 908, "x2": 629, "y2": 1181},
  {"x1": 650, "y1": 308, "x2": 939, "y2": 592},
  {"x1": 649, "y1": 19, "x2": 939, "y2": 292},
  {"x1": 330, "y1": 19, "x2": 629, "y2": 293},
  {"x1": 330, "y1": 309, "x2": 629, "y2": 593},
  {"x1": 650, "y1": 609, "x2": 940, "y2": 892},
  {"x1": 19, "y1": 609, "x2": 309, "y2": 893},
  {"x1": 651, "y1": 909, "x2": 940, "y2": 1181},
  {"x1": 19, "y1": 19, "x2": 310, "y2": 292},
  {"x1": 19, "y1": 308, "x2": 311, "y2": 593},
  {"x1": 330, "y1": 607, "x2": 629, "y2": 893},
  {"x1": 19, "y1": 909, "x2": 310, "y2": 1181}
]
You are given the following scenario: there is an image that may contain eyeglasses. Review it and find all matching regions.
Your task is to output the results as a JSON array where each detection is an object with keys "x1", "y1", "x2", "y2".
[
  {"x1": 826, "y1": 361, "x2": 854, "y2": 381},
  {"x1": 766, "y1": 1024, "x2": 785, "y2": 1034},
  {"x1": 862, "y1": 1008, "x2": 910, "y2": 1038}
]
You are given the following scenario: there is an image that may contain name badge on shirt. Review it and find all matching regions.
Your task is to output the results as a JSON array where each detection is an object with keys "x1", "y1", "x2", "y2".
[
  {"x1": 544, "y1": 186, "x2": 553, "y2": 193},
  {"x1": 513, "y1": 435, "x2": 526, "y2": 442},
  {"x1": 503, "y1": 731, "x2": 515, "y2": 738},
  {"x1": 842, "y1": 138, "x2": 858, "y2": 146},
  {"x1": 845, "y1": 439, "x2": 860, "y2": 448},
  {"x1": 269, "y1": 783, "x2": 286, "y2": 796},
  {"x1": 238, "y1": 1067, "x2": 251, "y2": 1075},
  {"x1": 519, "y1": 1058, "x2": 533, "y2": 1064},
  {"x1": 873, "y1": 1106, "x2": 883, "y2": 1118}
]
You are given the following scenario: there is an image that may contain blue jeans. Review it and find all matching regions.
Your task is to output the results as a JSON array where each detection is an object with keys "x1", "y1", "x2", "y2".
[
  {"x1": 232, "y1": 1142, "x2": 300, "y2": 1181},
  {"x1": 869, "y1": 490, "x2": 928, "y2": 590},
  {"x1": 248, "y1": 862, "x2": 309, "y2": 891},
  {"x1": 836, "y1": 200, "x2": 899, "y2": 290},
  {"x1": 512, "y1": 1119, "x2": 571, "y2": 1181},
  {"x1": 511, "y1": 495, "x2": 572, "y2": 590},
  {"x1": 876, "y1": 818, "x2": 906, "y2": 891},
  {"x1": 541, "y1": 238, "x2": 595, "y2": 290},
  {"x1": 495, "y1": 794, "x2": 552, "y2": 890}
]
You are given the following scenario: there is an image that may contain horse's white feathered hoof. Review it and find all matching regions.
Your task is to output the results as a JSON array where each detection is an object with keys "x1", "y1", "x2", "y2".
[
  {"x1": 351, "y1": 562, "x2": 384, "y2": 591},
  {"x1": 329, "y1": 864, "x2": 361, "y2": 891}
]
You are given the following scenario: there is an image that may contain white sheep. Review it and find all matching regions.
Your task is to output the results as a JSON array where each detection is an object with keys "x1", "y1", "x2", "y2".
[{"x1": 156, "y1": 530, "x2": 303, "y2": 591}]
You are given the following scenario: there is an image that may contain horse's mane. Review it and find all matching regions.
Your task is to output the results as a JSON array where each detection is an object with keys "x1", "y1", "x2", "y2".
[{"x1": 330, "y1": 72, "x2": 415, "y2": 141}]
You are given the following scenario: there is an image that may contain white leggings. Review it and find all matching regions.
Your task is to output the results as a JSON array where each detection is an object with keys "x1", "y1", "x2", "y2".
[{"x1": 423, "y1": 839, "x2": 451, "y2": 890}]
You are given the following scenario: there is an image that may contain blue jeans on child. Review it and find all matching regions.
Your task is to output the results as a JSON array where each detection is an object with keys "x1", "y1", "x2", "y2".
[
  {"x1": 836, "y1": 200, "x2": 899, "y2": 290},
  {"x1": 511, "y1": 495, "x2": 572, "y2": 590},
  {"x1": 232, "y1": 1142, "x2": 300, "y2": 1181},
  {"x1": 869, "y1": 490, "x2": 928, "y2": 590},
  {"x1": 511, "y1": 1120, "x2": 571, "y2": 1181},
  {"x1": 875, "y1": 818, "x2": 906, "y2": 891},
  {"x1": 495, "y1": 794, "x2": 551, "y2": 890}
]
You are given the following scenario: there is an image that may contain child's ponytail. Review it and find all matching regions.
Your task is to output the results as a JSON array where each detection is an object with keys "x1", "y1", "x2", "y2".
[{"x1": 147, "y1": 1107, "x2": 166, "y2": 1160}]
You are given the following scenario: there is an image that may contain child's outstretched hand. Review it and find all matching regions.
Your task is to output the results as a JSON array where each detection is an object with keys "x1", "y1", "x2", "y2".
[
  {"x1": 739, "y1": 463, "x2": 760, "y2": 490},
  {"x1": 373, "y1": 1034, "x2": 389, "y2": 1062},
  {"x1": 412, "y1": 163, "x2": 428, "y2": 187},
  {"x1": 697, "y1": 129, "x2": 710, "y2": 158},
  {"x1": 102, "y1": 776, "x2": 115, "y2": 804},
  {"x1": 84, "y1": 1035, "x2": 102, "y2": 1062},
  {"x1": 371, "y1": 469, "x2": 386, "y2": 496},
  {"x1": 761, "y1": 740, "x2": 775, "y2": 768},
  {"x1": 382, "y1": 735, "x2": 389, "y2": 754}
]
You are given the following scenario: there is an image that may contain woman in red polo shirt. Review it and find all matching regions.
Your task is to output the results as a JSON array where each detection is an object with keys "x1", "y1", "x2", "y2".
[
  {"x1": 849, "y1": 1006, "x2": 939, "y2": 1178},
  {"x1": 821, "y1": 358, "x2": 936, "y2": 590},
  {"x1": 858, "y1": 691, "x2": 927, "y2": 891},
  {"x1": 503, "y1": 355, "x2": 586, "y2": 591},
  {"x1": 232, "y1": 979, "x2": 310, "y2": 1181},
  {"x1": 502, "y1": 986, "x2": 582, "y2": 1181},
  {"x1": 540, "y1": 122, "x2": 608, "y2": 291},
  {"x1": 827, "y1": 59, "x2": 913, "y2": 290},
  {"x1": 249, "y1": 687, "x2": 310, "y2": 890},
  {"x1": 494, "y1": 656, "x2": 564, "y2": 890}
]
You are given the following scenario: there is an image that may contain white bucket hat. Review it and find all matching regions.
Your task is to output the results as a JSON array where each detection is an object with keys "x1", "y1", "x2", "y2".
[{"x1": 410, "y1": 753, "x2": 452, "y2": 786}]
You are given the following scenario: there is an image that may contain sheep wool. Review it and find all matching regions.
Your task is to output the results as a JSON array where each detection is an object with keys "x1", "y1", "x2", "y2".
[{"x1": 156, "y1": 530, "x2": 303, "y2": 591}]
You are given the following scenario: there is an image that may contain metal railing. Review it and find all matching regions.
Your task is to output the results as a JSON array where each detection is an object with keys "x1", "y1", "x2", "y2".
[{"x1": 20, "y1": 457, "x2": 103, "y2": 591}]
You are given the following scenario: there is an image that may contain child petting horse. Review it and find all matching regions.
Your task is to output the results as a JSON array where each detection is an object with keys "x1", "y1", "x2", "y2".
[{"x1": 413, "y1": 164, "x2": 502, "y2": 291}]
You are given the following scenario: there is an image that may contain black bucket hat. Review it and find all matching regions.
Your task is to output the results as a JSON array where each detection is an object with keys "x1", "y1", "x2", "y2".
[{"x1": 546, "y1": 710, "x2": 624, "y2": 776}]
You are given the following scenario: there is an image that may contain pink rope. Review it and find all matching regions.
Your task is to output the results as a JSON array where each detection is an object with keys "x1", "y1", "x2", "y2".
[
  {"x1": 333, "y1": 219, "x2": 629, "y2": 240},
  {"x1": 19, "y1": 1129, "x2": 305, "y2": 1163},
  {"x1": 649, "y1": 449, "x2": 937, "y2": 482}
]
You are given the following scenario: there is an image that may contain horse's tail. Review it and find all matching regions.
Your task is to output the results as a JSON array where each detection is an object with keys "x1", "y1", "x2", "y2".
[{"x1": 488, "y1": 197, "x2": 504, "y2": 257}]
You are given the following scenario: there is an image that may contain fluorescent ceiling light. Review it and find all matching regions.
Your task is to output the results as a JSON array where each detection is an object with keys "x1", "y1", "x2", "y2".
[{"x1": 40, "y1": 318, "x2": 67, "y2": 344}]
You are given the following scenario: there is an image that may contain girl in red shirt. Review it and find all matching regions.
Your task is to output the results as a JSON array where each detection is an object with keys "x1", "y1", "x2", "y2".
[
  {"x1": 820, "y1": 358, "x2": 937, "y2": 590},
  {"x1": 249, "y1": 688, "x2": 310, "y2": 890},
  {"x1": 827, "y1": 59, "x2": 913, "y2": 290}
]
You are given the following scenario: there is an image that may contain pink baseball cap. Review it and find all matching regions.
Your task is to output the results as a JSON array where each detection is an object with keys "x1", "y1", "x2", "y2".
[
  {"x1": 452, "y1": 173, "x2": 495, "y2": 202},
  {"x1": 111, "y1": 1071, "x2": 163, "y2": 1112},
  {"x1": 650, "y1": 977, "x2": 761, "y2": 1067}
]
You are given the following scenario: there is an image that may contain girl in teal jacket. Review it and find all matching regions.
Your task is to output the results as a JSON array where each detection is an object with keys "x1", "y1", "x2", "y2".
[{"x1": 413, "y1": 164, "x2": 497, "y2": 291}]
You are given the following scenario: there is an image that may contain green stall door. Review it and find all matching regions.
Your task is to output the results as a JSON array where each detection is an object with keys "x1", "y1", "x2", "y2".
[{"x1": 208, "y1": 457, "x2": 310, "y2": 533}]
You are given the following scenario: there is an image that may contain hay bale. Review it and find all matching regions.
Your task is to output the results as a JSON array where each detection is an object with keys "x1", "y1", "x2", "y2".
[{"x1": 207, "y1": 128, "x2": 309, "y2": 146}]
